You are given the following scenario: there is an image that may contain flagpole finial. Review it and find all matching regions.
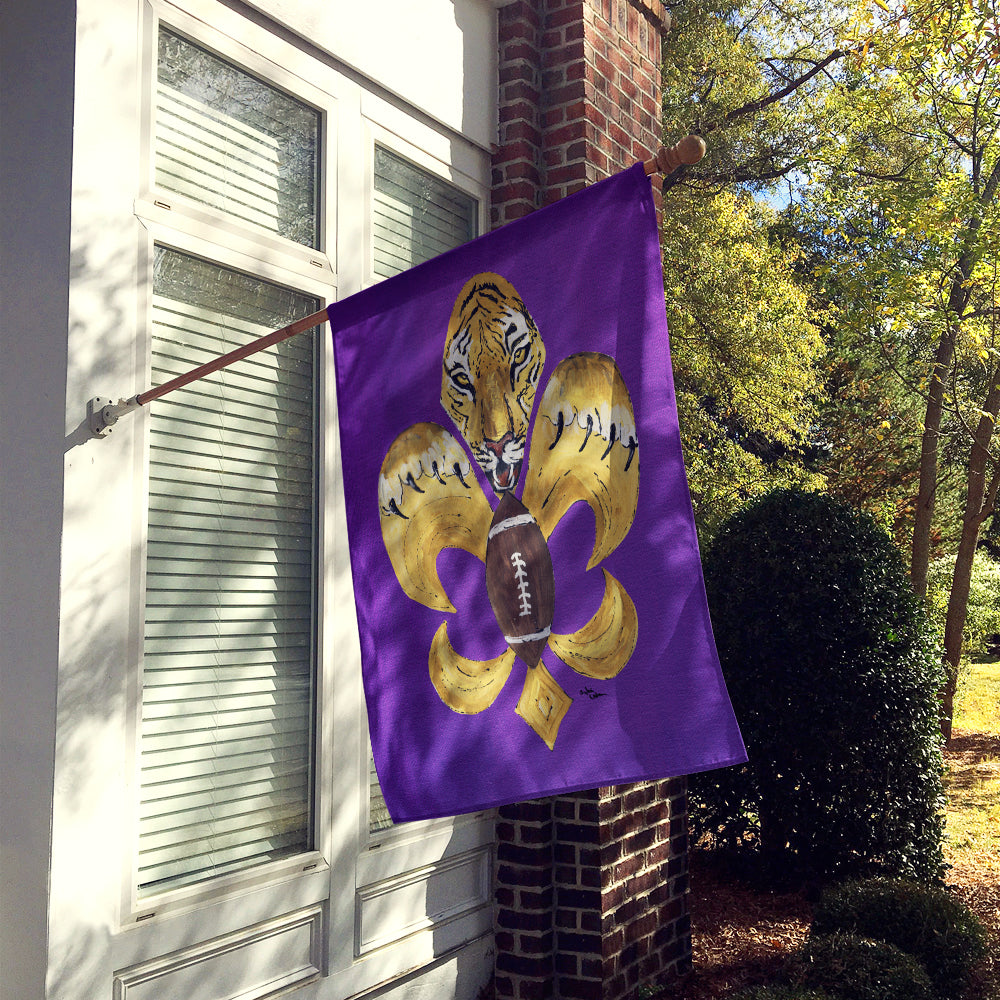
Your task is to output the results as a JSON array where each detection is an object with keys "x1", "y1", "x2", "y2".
[{"x1": 643, "y1": 135, "x2": 706, "y2": 176}]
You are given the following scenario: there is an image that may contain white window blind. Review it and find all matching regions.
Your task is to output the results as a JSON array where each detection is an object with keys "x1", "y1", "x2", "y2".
[
  {"x1": 138, "y1": 248, "x2": 320, "y2": 895},
  {"x1": 373, "y1": 146, "x2": 477, "y2": 280},
  {"x1": 368, "y1": 148, "x2": 478, "y2": 832},
  {"x1": 156, "y1": 28, "x2": 320, "y2": 248}
]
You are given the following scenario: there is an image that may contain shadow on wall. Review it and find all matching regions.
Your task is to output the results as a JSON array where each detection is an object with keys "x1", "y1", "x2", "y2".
[
  {"x1": 44, "y1": 226, "x2": 150, "y2": 999},
  {"x1": 453, "y1": 0, "x2": 498, "y2": 162},
  {"x1": 430, "y1": 826, "x2": 496, "y2": 1000}
]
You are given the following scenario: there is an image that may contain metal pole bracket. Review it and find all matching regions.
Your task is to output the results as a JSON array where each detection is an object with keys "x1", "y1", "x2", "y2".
[{"x1": 87, "y1": 396, "x2": 140, "y2": 438}]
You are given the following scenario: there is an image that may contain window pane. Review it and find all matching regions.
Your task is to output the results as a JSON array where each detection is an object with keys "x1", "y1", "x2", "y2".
[
  {"x1": 156, "y1": 28, "x2": 320, "y2": 248},
  {"x1": 373, "y1": 146, "x2": 477, "y2": 279},
  {"x1": 369, "y1": 149, "x2": 478, "y2": 832},
  {"x1": 138, "y1": 247, "x2": 318, "y2": 895}
]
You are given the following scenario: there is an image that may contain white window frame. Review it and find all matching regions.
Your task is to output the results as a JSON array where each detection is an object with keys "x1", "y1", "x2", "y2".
[
  {"x1": 124, "y1": 0, "x2": 339, "y2": 930},
  {"x1": 112, "y1": 2, "x2": 497, "y2": 992},
  {"x1": 362, "y1": 115, "x2": 488, "y2": 292},
  {"x1": 123, "y1": 224, "x2": 336, "y2": 923},
  {"x1": 135, "y1": 0, "x2": 338, "y2": 280},
  {"x1": 359, "y1": 115, "x2": 489, "y2": 848}
]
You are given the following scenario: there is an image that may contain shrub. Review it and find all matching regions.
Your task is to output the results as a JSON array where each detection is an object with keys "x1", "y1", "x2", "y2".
[
  {"x1": 792, "y1": 933, "x2": 934, "y2": 1000},
  {"x1": 927, "y1": 551, "x2": 1000, "y2": 658},
  {"x1": 811, "y1": 878, "x2": 988, "y2": 998},
  {"x1": 691, "y1": 489, "x2": 946, "y2": 881}
]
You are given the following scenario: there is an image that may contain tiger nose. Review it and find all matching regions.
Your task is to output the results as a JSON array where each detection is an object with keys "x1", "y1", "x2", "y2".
[
  {"x1": 482, "y1": 433, "x2": 513, "y2": 459},
  {"x1": 483, "y1": 432, "x2": 519, "y2": 491},
  {"x1": 480, "y1": 369, "x2": 513, "y2": 439}
]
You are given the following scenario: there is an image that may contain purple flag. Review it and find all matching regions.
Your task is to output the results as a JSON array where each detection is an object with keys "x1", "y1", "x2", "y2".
[{"x1": 329, "y1": 164, "x2": 745, "y2": 822}]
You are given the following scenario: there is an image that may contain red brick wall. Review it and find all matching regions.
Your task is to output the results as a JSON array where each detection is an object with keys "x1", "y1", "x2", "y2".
[
  {"x1": 492, "y1": 0, "x2": 667, "y2": 227},
  {"x1": 495, "y1": 799, "x2": 556, "y2": 998},
  {"x1": 494, "y1": 781, "x2": 690, "y2": 1000},
  {"x1": 490, "y1": 4, "x2": 690, "y2": 997}
]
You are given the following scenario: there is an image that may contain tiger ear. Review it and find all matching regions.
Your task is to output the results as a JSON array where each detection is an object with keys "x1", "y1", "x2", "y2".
[
  {"x1": 379, "y1": 422, "x2": 493, "y2": 611},
  {"x1": 522, "y1": 353, "x2": 639, "y2": 567}
]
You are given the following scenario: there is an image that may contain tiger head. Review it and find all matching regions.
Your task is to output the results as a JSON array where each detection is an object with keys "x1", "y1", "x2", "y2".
[{"x1": 442, "y1": 273, "x2": 546, "y2": 495}]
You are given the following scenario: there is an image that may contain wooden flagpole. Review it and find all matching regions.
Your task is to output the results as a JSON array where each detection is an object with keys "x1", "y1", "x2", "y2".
[
  {"x1": 88, "y1": 135, "x2": 705, "y2": 437},
  {"x1": 136, "y1": 307, "x2": 329, "y2": 406},
  {"x1": 87, "y1": 308, "x2": 329, "y2": 436}
]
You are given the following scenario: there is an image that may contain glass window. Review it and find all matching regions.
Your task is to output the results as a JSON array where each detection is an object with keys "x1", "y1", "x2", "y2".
[
  {"x1": 372, "y1": 145, "x2": 477, "y2": 279},
  {"x1": 156, "y1": 27, "x2": 320, "y2": 248},
  {"x1": 138, "y1": 247, "x2": 319, "y2": 895}
]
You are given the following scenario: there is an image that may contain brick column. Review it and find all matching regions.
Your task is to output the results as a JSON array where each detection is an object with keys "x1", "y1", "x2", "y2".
[
  {"x1": 492, "y1": 0, "x2": 668, "y2": 227},
  {"x1": 491, "y1": 4, "x2": 691, "y2": 998},
  {"x1": 495, "y1": 800, "x2": 556, "y2": 999},
  {"x1": 494, "y1": 780, "x2": 691, "y2": 1000},
  {"x1": 493, "y1": 1, "x2": 545, "y2": 225},
  {"x1": 551, "y1": 782, "x2": 691, "y2": 998}
]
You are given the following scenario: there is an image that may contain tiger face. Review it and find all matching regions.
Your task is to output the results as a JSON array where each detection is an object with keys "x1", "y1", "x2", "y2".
[{"x1": 442, "y1": 273, "x2": 546, "y2": 495}]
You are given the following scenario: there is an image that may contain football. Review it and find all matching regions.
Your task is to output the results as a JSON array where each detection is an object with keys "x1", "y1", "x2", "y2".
[{"x1": 485, "y1": 492, "x2": 555, "y2": 667}]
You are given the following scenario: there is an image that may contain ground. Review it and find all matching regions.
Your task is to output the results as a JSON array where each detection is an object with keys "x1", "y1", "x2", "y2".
[
  {"x1": 655, "y1": 849, "x2": 815, "y2": 999},
  {"x1": 944, "y1": 727, "x2": 1000, "y2": 1000},
  {"x1": 657, "y1": 719, "x2": 1000, "y2": 999}
]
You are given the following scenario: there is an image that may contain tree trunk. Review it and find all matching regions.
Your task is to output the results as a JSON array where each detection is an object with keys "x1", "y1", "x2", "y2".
[
  {"x1": 940, "y1": 376, "x2": 1000, "y2": 741},
  {"x1": 910, "y1": 160, "x2": 1000, "y2": 596},
  {"x1": 910, "y1": 328, "x2": 956, "y2": 598}
]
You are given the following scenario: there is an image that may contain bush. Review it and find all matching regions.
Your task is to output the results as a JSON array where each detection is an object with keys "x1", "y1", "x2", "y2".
[
  {"x1": 691, "y1": 489, "x2": 946, "y2": 881},
  {"x1": 792, "y1": 933, "x2": 934, "y2": 1000},
  {"x1": 812, "y1": 878, "x2": 988, "y2": 998},
  {"x1": 927, "y1": 551, "x2": 1000, "y2": 659}
]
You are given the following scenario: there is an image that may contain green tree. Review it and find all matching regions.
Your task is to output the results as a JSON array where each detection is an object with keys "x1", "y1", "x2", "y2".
[
  {"x1": 662, "y1": 0, "x2": 1000, "y2": 738},
  {"x1": 662, "y1": 0, "x2": 853, "y2": 195},
  {"x1": 927, "y1": 548, "x2": 1000, "y2": 658},
  {"x1": 782, "y1": 206, "x2": 968, "y2": 549},
  {"x1": 816, "y1": 349, "x2": 923, "y2": 544},
  {"x1": 662, "y1": 189, "x2": 825, "y2": 536},
  {"x1": 801, "y1": 0, "x2": 1000, "y2": 736},
  {"x1": 659, "y1": 0, "x2": 847, "y2": 536}
]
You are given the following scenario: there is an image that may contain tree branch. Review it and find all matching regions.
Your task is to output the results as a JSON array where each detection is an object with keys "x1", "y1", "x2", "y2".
[
  {"x1": 663, "y1": 159, "x2": 803, "y2": 193},
  {"x1": 702, "y1": 49, "x2": 847, "y2": 134},
  {"x1": 852, "y1": 164, "x2": 919, "y2": 183}
]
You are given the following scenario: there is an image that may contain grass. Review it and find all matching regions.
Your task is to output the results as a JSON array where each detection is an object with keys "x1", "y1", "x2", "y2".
[
  {"x1": 945, "y1": 659, "x2": 1000, "y2": 868},
  {"x1": 943, "y1": 658, "x2": 1000, "y2": 1000},
  {"x1": 955, "y1": 659, "x2": 1000, "y2": 734}
]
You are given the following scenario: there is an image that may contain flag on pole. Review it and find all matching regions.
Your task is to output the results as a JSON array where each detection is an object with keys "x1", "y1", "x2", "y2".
[{"x1": 329, "y1": 163, "x2": 746, "y2": 822}]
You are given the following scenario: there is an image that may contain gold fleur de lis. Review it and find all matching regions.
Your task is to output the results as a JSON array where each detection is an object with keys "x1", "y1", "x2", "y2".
[{"x1": 377, "y1": 277, "x2": 639, "y2": 749}]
